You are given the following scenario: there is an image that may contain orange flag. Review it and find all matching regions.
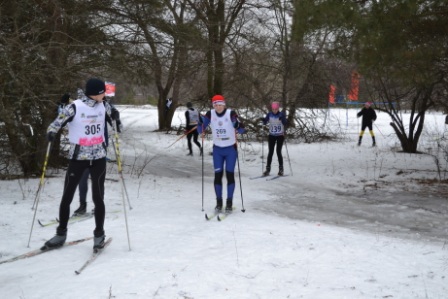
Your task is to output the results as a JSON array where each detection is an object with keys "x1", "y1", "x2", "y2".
[
  {"x1": 348, "y1": 72, "x2": 360, "y2": 101},
  {"x1": 329, "y1": 84, "x2": 336, "y2": 104}
]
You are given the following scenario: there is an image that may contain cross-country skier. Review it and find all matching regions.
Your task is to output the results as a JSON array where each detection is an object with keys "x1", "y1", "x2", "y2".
[
  {"x1": 260, "y1": 101, "x2": 287, "y2": 176},
  {"x1": 43, "y1": 78, "x2": 119, "y2": 251},
  {"x1": 357, "y1": 101, "x2": 377, "y2": 146},
  {"x1": 197, "y1": 95, "x2": 245, "y2": 212},
  {"x1": 185, "y1": 102, "x2": 202, "y2": 156},
  {"x1": 58, "y1": 94, "x2": 122, "y2": 216}
]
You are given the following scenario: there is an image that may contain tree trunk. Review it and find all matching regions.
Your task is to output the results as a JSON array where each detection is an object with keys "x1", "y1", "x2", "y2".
[{"x1": 389, "y1": 122, "x2": 419, "y2": 153}]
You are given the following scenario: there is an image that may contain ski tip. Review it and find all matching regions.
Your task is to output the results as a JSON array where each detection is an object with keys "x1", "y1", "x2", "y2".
[{"x1": 75, "y1": 270, "x2": 80, "y2": 275}]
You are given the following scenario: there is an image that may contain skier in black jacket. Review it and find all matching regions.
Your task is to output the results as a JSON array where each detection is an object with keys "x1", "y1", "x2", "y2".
[{"x1": 357, "y1": 101, "x2": 377, "y2": 146}]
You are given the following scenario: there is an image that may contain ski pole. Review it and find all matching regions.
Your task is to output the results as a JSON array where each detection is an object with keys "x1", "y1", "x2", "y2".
[
  {"x1": 374, "y1": 122, "x2": 384, "y2": 138},
  {"x1": 235, "y1": 132, "x2": 246, "y2": 212},
  {"x1": 111, "y1": 121, "x2": 132, "y2": 210},
  {"x1": 201, "y1": 125, "x2": 205, "y2": 211},
  {"x1": 28, "y1": 141, "x2": 52, "y2": 247},
  {"x1": 166, "y1": 126, "x2": 197, "y2": 148},
  {"x1": 236, "y1": 151, "x2": 246, "y2": 212},
  {"x1": 284, "y1": 137, "x2": 293, "y2": 176},
  {"x1": 111, "y1": 120, "x2": 131, "y2": 251},
  {"x1": 31, "y1": 142, "x2": 52, "y2": 210},
  {"x1": 261, "y1": 124, "x2": 265, "y2": 174}
]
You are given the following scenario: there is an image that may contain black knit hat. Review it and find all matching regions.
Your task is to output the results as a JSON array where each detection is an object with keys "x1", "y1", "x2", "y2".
[
  {"x1": 186, "y1": 102, "x2": 193, "y2": 108},
  {"x1": 85, "y1": 78, "x2": 106, "y2": 96}
]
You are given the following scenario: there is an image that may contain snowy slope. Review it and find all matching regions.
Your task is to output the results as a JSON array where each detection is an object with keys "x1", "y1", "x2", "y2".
[{"x1": 0, "y1": 105, "x2": 447, "y2": 299}]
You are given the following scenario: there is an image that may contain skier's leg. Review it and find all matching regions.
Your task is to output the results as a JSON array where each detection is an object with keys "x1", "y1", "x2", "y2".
[{"x1": 89, "y1": 158, "x2": 107, "y2": 237}]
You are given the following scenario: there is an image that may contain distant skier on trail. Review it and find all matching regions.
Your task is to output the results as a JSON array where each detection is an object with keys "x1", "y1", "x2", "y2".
[
  {"x1": 43, "y1": 78, "x2": 119, "y2": 251},
  {"x1": 197, "y1": 94, "x2": 245, "y2": 212},
  {"x1": 260, "y1": 101, "x2": 287, "y2": 176},
  {"x1": 185, "y1": 102, "x2": 202, "y2": 156},
  {"x1": 357, "y1": 101, "x2": 377, "y2": 147}
]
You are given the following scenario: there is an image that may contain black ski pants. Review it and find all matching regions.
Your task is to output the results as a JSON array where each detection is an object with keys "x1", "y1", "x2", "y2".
[
  {"x1": 187, "y1": 125, "x2": 201, "y2": 153},
  {"x1": 56, "y1": 158, "x2": 106, "y2": 237},
  {"x1": 267, "y1": 135, "x2": 284, "y2": 168}
]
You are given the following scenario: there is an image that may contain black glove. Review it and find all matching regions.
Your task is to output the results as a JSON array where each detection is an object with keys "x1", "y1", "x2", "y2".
[
  {"x1": 46, "y1": 131, "x2": 56, "y2": 142},
  {"x1": 111, "y1": 109, "x2": 120, "y2": 120},
  {"x1": 60, "y1": 93, "x2": 70, "y2": 104}
]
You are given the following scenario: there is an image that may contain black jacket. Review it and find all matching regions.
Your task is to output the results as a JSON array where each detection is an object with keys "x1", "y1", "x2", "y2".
[{"x1": 357, "y1": 107, "x2": 377, "y2": 125}]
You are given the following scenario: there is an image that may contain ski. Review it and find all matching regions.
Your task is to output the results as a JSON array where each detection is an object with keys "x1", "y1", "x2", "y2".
[
  {"x1": 217, "y1": 211, "x2": 232, "y2": 221},
  {"x1": 38, "y1": 218, "x2": 59, "y2": 227},
  {"x1": 266, "y1": 174, "x2": 288, "y2": 181},
  {"x1": 75, "y1": 237, "x2": 112, "y2": 275},
  {"x1": 205, "y1": 211, "x2": 219, "y2": 221},
  {"x1": 0, "y1": 237, "x2": 93, "y2": 265},
  {"x1": 38, "y1": 213, "x2": 94, "y2": 228},
  {"x1": 217, "y1": 207, "x2": 236, "y2": 221},
  {"x1": 249, "y1": 175, "x2": 269, "y2": 180}
]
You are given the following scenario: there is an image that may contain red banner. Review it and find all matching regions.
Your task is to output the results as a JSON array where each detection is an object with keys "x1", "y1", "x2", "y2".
[
  {"x1": 328, "y1": 84, "x2": 336, "y2": 104},
  {"x1": 348, "y1": 72, "x2": 360, "y2": 101},
  {"x1": 105, "y1": 81, "x2": 116, "y2": 97}
]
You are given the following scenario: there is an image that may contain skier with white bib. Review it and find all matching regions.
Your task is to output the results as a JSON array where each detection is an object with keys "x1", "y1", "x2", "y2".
[
  {"x1": 260, "y1": 101, "x2": 287, "y2": 176},
  {"x1": 185, "y1": 102, "x2": 202, "y2": 156},
  {"x1": 43, "y1": 78, "x2": 118, "y2": 251},
  {"x1": 197, "y1": 95, "x2": 245, "y2": 212}
]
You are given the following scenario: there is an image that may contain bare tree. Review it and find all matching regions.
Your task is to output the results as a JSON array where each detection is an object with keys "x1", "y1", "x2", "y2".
[
  {"x1": 185, "y1": 0, "x2": 248, "y2": 97},
  {"x1": 0, "y1": 0, "x2": 121, "y2": 175},
  {"x1": 104, "y1": 0, "x2": 200, "y2": 130}
]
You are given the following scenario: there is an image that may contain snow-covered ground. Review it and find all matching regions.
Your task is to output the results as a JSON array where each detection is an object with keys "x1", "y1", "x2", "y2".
[{"x1": 1, "y1": 105, "x2": 448, "y2": 299}]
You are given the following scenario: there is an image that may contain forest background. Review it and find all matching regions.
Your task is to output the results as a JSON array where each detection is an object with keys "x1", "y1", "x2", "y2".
[{"x1": 1, "y1": 0, "x2": 448, "y2": 177}]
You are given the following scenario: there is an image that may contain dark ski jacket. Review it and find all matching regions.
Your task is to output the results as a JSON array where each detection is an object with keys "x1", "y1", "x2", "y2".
[{"x1": 357, "y1": 107, "x2": 377, "y2": 125}]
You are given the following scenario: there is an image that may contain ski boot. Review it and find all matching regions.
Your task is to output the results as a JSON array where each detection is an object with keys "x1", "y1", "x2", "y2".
[
  {"x1": 215, "y1": 198, "x2": 223, "y2": 212},
  {"x1": 93, "y1": 236, "x2": 105, "y2": 252},
  {"x1": 73, "y1": 203, "x2": 87, "y2": 216},
  {"x1": 278, "y1": 165, "x2": 284, "y2": 176},
  {"x1": 42, "y1": 230, "x2": 67, "y2": 250},
  {"x1": 225, "y1": 199, "x2": 233, "y2": 213},
  {"x1": 263, "y1": 166, "x2": 270, "y2": 176},
  {"x1": 93, "y1": 231, "x2": 105, "y2": 252}
]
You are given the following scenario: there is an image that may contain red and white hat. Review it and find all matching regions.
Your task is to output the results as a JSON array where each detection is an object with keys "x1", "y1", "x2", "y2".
[
  {"x1": 271, "y1": 101, "x2": 280, "y2": 109},
  {"x1": 212, "y1": 94, "x2": 226, "y2": 106}
]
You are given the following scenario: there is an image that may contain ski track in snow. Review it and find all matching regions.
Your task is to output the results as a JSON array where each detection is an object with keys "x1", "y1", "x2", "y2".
[{"x1": 1, "y1": 106, "x2": 447, "y2": 299}]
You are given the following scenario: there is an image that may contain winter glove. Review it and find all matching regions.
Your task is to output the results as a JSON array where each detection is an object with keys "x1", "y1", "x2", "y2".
[
  {"x1": 46, "y1": 131, "x2": 56, "y2": 142},
  {"x1": 60, "y1": 93, "x2": 70, "y2": 104},
  {"x1": 237, "y1": 127, "x2": 246, "y2": 134},
  {"x1": 111, "y1": 109, "x2": 120, "y2": 120},
  {"x1": 198, "y1": 115, "x2": 204, "y2": 125}
]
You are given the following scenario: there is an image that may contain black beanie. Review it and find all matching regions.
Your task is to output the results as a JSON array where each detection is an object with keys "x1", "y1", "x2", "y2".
[
  {"x1": 85, "y1": 78, "x2": 105, "y2": 96},
  {"x1": 186, "y1": 102, "x2": 193, "y2": 108}
]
